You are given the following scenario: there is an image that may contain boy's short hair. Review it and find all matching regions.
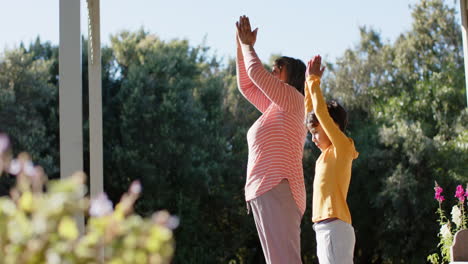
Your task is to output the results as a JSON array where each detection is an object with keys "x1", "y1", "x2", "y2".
[{"x1": 306, "y1": 100, "x2": 348, "y2": 132}]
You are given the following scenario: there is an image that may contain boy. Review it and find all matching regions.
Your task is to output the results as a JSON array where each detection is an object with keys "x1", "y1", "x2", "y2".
[{"x1": 304, "y1": 55, "x2": 359, "y2": 264}]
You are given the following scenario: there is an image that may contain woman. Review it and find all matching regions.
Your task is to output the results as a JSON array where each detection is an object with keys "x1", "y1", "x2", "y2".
[{"x1": 236, "y1": 15, "x2": 307, "y2": 264}]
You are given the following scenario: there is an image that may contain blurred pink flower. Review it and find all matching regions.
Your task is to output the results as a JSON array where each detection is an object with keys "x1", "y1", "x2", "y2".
[
  {"x1": 89, "y1": 193, "x2": 113, "y2": 217},
  {"x1": 455, "y1": 185, "x2": 465, "y2": 202},
  {"x1": 0, "y1": 134, "x2": 9, "y2": 154},
  {"x1": 166, "y1": 215, "x2": 180, "y2": 230},
  {"x1": 23, "y1": 161, "x2": 41, "y2": 179},
  {"x1": 434, "y1": 184, "x2": 445, "y2": 203},
  {"x1": 152, "y1": 210, "x2": 179, "y2": 230},
  {"x1": 129, "y1": 180, "x2": 142, "y2": 195},
  {"x1": 8, "y1": 159, "x2": 22, "y2": 175}
]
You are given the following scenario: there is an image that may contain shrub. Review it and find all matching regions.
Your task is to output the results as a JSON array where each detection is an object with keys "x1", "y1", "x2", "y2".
[
  {"x1": 0, "y1": 133, "x2": 177, "y2": 264},
  {"x1": 427, "y1": 181, "x2": 468, "y2": 264}
]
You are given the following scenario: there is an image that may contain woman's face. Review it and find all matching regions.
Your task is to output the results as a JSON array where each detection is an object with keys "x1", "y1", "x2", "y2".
[
  {"x1": 307, "y1": 123, "x2": 331, "y2": 151},
  {"x1": 272, "y1": 64, "x2": 288, "y2": 82}
]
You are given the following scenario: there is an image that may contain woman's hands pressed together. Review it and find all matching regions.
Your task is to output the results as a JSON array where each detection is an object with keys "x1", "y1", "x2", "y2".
[{"x1": 236, "y1": 15, "x2": 258, "y2": 46}]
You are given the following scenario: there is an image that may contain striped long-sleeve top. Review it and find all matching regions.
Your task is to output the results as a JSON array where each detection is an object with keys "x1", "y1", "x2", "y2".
[{"x1": 236, "y1": 43, "x2": 307, "y2": 215}]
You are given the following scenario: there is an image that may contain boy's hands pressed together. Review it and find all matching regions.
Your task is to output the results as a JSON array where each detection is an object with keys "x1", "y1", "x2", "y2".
[{"x1": 306, "y1": 55, "x2": 326, "y2": 78}]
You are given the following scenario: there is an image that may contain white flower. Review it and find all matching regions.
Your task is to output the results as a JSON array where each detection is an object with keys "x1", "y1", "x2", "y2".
[
  {"x1": 32, "y1": 215, "x2": 48, "y2": 234},
  {"x1": 89, "y1": 193, "x2": 113, "y2": 217},
  {"x1": 451, "y1": 205, "x2": 462, "y2": 228},
  {"x1": 46, "y1": 250, "x2": 61, "y2": 264},
  {"x1": 440, "y1": 223, "x2": 452, "y2": 239}
]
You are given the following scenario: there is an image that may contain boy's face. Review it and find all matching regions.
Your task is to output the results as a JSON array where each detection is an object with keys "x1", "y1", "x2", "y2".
[{"x1": 307, "y1": 123, "x2": 331, "y2": 151}]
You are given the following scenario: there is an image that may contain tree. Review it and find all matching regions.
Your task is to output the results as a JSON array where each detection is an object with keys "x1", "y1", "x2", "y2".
[
  {"x1": 0, "y1": 45, "x2": 59, "y2": 179},
  {"x1": 1, "y1": 1, "x2": 466, "y2": 262},
  {"x1": 323, "y1": 0, "x2": 467, "y2": 262},
  {"x1": 103, "y1": 30, "x2": 265, "y2": 263}
]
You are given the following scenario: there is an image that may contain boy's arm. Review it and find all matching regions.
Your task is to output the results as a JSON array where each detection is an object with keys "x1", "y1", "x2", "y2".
[
  {"x1": 306, "y1": 56, "x2": 349, "y2": 149},
  {"x1": 307, "y1": 75, "x2": 350, "y2": 149},
  {"x1": 304, "y1": 77, "x2": 313, "y2": 118}
]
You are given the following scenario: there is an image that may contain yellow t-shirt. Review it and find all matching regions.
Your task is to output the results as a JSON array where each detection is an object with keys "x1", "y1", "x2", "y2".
[{"x1": 305, "y1": 75, "x2": 359, "y2": 224}]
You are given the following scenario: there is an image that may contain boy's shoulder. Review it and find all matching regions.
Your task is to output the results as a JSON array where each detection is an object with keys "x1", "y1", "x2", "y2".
[{"x1": 334, "y1": 137, "x2": 358, "y2": 160}]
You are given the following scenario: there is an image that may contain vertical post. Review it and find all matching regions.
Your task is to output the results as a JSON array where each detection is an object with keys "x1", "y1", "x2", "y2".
[
  {"x1": 59, "y1": 0, "x2": 84, "y2": 231},
  {"x1": 87, "y1": 0, "x2": 104, "y2": 199},
  {"x1": 460, "y1": 0, "x2": 468, "y2": 106}
]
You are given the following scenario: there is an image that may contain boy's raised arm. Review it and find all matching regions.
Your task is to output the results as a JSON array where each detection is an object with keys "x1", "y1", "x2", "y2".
[{"x1": 306, "y1": 56, "x2": 349, "y2": 149}]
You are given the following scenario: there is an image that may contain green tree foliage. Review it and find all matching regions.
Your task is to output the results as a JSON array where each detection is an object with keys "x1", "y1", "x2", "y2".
[
  {"x1": 0, "y1": 40, "x2": 59, "y2": 178},
  {"x1": 0, "y1": 0, "x2": 466, "y2": 262},
  {"x1": 323, "y1": 0, "x2": 467, "y2": 262},
  {"x1": 104, "y1": 30, "x2": 264, "y2": 262}
]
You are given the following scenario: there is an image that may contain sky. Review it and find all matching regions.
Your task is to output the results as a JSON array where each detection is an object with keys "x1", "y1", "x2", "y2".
[{"x1": 0, "y1": 0, "x2": 460, "y2": 66}]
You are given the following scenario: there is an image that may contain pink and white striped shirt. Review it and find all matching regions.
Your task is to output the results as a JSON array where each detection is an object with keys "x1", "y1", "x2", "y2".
[{"x1": 236, "y1": 44, "x2": 307, "y2": 215}]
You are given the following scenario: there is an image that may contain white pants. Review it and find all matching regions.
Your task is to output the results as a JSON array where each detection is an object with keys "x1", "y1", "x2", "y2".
[{"x1": 313, "y1": 219, "x2": 355, "y2": 264}]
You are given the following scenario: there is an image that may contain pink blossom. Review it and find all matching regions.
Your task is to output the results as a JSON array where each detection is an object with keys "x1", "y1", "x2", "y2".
[
  {"x1": 152, "y1": 210, "x2": 179, "y2": 230},
  {"x1": 129, "y1": 180, "x2": 142, "y2": 195},
  {"x1": 455, "y1": 185, "x2": 465, "y2": 202},
  {"x1": 89, "y1": 193, "x2": 113, "y2": 217},
  {"x1": 434, "y1": 185, "x2": 445, "y2": 203},
  {"x1": 8, "y1": 159, "x2": 22, "y2": 175},
  {"x1": 23, "y1": 161, "x2": 41, "y2": 179},
  {"x1": 0, "y1": 134, "x2": 9, "y2": 154}
]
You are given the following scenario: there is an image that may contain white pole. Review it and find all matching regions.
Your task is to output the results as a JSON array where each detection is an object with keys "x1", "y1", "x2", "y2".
[
  {"x1": 87, "y1": 0, "x2": 104, "y2": 199},
  {"x1": 59, "y1": 0, "x2": 84, "y2": 232},
  {"x1": 460, "y1": 0, "x2": 468, "y2": 106}
]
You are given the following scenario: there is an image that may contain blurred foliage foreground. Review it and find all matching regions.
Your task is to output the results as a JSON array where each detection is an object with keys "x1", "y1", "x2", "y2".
[
  {"x1": 0, "y1": 134, "x2": 177, "y2": 264},
  {"x1": 0, "y1": 0, "x2": 467, "y2": 263}
]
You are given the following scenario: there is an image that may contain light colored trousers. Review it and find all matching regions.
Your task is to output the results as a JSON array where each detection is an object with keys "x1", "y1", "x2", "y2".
[
  {"x1": 249, "y1": 179, "x2": 303, "y2": 264},
  {"x1": 313, "y1": 219, "x2": 355, "y2": 264}
]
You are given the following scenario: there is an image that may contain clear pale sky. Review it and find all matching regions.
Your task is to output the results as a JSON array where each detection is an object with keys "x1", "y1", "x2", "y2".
[{"x1": 0, "y1": 0, "x2": 459, "y2": 65}]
